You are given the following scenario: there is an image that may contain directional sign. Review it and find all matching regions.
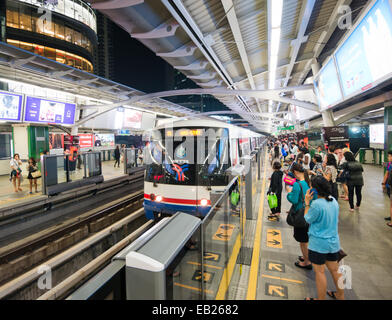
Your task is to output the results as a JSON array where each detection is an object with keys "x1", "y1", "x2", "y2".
[
  {"x1": 192, "y1": 270, "x2": 214, "y2": 284},
  {"x1": 204, "y1": 252, "x2": 221, "y2": 262},
  {"x1": 278, "y1": 125, "x2": 294, "y2": 131},
  {"x1": 212, "y1": 224, "x2": 235, "y2": 242},
  {"x1": 265, "y1": 283, "x2": 288, "y2": 299},
  {"x1": 266, "y1": 228, "x2": 282, "y2": 249},
  {"x1": 266, "y1": 261, "x2": 285, "y2": 273}
]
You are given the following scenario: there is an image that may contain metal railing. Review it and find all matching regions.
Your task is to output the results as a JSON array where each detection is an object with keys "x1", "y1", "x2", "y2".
[{"x1": 355, "y1": 148, "x2": 384, "y2": 165}]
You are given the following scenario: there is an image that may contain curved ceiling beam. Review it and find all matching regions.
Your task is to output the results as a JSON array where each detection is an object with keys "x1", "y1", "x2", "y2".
[
  {"x1": 77, "y1": 87, "x2": 316, "y2": 126},
  {"x1": 91, "y1": 0, "x2": 144, "y2": 9}
]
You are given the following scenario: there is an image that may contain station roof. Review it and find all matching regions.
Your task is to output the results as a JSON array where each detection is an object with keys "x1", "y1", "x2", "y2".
[
  {"x1": 0, "y1": 42, "x2": 197, "y2": 118},
  {"x1": 88, "y1": 0, "x2": 370, "y2": 133}
]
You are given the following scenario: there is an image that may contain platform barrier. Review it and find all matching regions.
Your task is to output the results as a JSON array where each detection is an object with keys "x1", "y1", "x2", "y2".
[
  {"x1": 355, "y1": 148, "x2": 384, "y2": 165},
  {"x1": 41, "y1": 152, "x2": 103, "y2": 196},
  {"x1": 67, "y1": 144, "x2": 266, "y2": 300}
]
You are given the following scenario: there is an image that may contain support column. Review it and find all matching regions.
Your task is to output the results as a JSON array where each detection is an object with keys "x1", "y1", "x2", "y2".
[
  {"x1": 311, "y1": 59, "x2": 335, "y2": 127},
  {"x1": 384, "y1": 101, "x2": 392, "y2": 166}
]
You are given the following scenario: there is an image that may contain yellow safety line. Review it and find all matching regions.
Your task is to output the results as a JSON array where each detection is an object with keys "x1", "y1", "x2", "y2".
[
  {"x1": 215, "y1": 234, "x2": 241, "y2": 300},
  {"x1": 187, "y1": 261, "x2": 223, "y2": 270},
  {"x1": 174, "y1": 282, "x2": 213, "y2": 295},
  {"x1": 246, "y1": 150, "x2": 269, "y2": 300},
  {"x1": 261, "y1": 274, "x2": 303, "y2": 284}
]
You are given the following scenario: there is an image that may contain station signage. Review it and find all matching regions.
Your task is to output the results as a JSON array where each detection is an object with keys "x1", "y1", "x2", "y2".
[
  {"x1": 24, "y1": 96, "x2": 76, "y2": 125},
  {"x1": 0, "y1": 91, "x2": 23, "y2": 122},
  {"x1": 277, "y1": 125, "x2": 294, "y2": 131},
  {"x1": 123, "y1": 109, "x2": 142, "y2": 129},
  {"x1": 78, "y1": 134, "x2": 94, "y2": 148}
]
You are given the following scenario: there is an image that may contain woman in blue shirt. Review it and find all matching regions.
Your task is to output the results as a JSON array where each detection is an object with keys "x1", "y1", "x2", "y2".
[
  {"x1": 304, "y1": 176, "x2": 344, "y2": 300},
  {"x1": 286, "y1": 163, "x2": 312, "y2": 270}
]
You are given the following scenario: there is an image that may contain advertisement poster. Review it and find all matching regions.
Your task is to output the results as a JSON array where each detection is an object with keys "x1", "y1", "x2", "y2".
[
  {"x1": 369, "y1": 123, "x2": 384, "y2": 144},
  {"x1": 123, "y1": 109, "x2": 142, "y2": 129},
  {"x1": 314, "y1": 58, "x2": 343, "y2": 109},
  {"x1": 94, "y1": 133, "x2": 115, "y2": 147},
  {"x1": 24, "y1": 96, "x2": 76, "y2": 125},
  {"x1": 0, "y1": 91, "x2": 23, "y2": 121},
  {"x1": 49, "y1": 133, "x2": 64, "y2": 150},
  {"x1": 78, "y1": 134, "x2": 94, "y2": 148},
  {"x1": 335, "y1": 0, "x2": 392, "y2": 98},
  {"x1": 297, "y1": 132, "x2": 309, "y2": 147},
  {"x1": 321, "y1": 126, "x2": 350, "y2": 149}
]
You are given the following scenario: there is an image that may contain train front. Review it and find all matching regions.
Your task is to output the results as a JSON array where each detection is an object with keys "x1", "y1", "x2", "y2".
[{"x1": 143, "y1": 126, "x2": 230, "y2": 220}]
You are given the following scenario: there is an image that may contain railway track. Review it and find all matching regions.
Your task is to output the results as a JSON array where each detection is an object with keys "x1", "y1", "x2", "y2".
[{"x1": 0, "y1": 190, "x2": 148, "y2": 297}]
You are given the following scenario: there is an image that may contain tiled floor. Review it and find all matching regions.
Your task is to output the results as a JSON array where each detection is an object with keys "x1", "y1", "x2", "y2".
[
  {"x1": 255, "y1": 164, "x2": 392, "y2": 300},
  {"x1": 0, "y1": 160, "x2": 127, "y2": 209}
]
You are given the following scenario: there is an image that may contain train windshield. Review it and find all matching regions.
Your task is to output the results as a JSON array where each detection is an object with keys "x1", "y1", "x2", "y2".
[{"x1": 145, "y1": 127, "x2": 230, "y2": 186}]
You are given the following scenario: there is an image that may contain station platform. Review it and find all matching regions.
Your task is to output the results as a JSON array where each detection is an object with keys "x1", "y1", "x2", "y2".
[
  {"x1": 0, "y1": 160, "x2": 127, "y2": 210},
  {"x1": 250, "y1": 162, "x2": 392, "y2": 300}
]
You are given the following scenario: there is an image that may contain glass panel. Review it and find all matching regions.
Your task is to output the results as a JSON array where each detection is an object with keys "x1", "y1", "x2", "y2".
[
  {"x1": 85, "y1": 153, "x2": 102, "y2": 177},
  {"x1": 166, "y1": 226, "x2": 202, "y2": 300},
  {"x1": 20, "y1": 6, "x2": 32, "y2": 31},
  {"x1": 6, "y1": 4, "x2": 20, "y2": 28},
  {"x1": 44, "y1": 155, "x2": 68, "y2": 187},
  {"x1": 55, "y1": 20, "x2": 65, "y2": 40},
  {"x1": 202, "y1": 178, "x2": 241, "y2": 300},
  {"x1": 64, "y1": 26, "x2": 73, "y2": 43},
  {"x1": 68, "y1": 151, "x2": 85, "y2": 182},
  {"x1": 0, "y1": 134, "x2": 12, "y2": 159}
]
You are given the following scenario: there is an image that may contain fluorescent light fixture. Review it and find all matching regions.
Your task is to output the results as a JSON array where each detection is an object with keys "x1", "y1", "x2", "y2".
[
  {"x1": 271, "y1": 0, "x2": 283, "y2": 28},
  {"x1": 270, "y1": 28, "x2": 281, "y2": 56},
  {"x1": 268, "y1": 0, "x2": 283, "y2": 91}
]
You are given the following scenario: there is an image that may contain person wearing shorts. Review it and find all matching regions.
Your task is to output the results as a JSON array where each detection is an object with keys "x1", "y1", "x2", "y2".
[{"x1": 303, "y1": 176, "x2": 344, "y2": 300}]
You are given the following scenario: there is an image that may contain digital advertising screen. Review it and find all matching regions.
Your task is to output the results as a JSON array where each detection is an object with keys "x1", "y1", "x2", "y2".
[
  {"x1": 123, "y1": 109, "x2": 142, "y2": 129},
  {"x1": 369, "y1": 123, "x2": 384, "y2": 144},
  {"x1": 314, "y1": 58, "x2": 344, "y2": 110},
  {"x1": 0, "y1": 91, "x2": 23, "y2": 122},
  {"x1": 49, "y1": 133, "x2": 64, "y2": 150},
  {"x1": 94, "y1": 133, "x2": 115, "y2": 148},
  {"x1": 24, "y1": 96, "x2": 76, "y2": 125},
  {"x1": 78, "y1": 134, "x2": 94, "y2": 148},
  {"x1": 335, "y1": 0, "x2": 392, "y2": 98}
]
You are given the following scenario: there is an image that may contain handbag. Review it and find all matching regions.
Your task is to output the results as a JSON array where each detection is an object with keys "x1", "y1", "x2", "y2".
[
  {"x1": 283, "y1": 174, "x2": 296, "y2": 186},
  {"x1": 286, "y1": 182, "x2": 309, "y2": 228},
  {"x1": 267, "y1": 193, "x2": 278, "y2": 209},
  {"x1": 31, "y1": 170, "x2": 41, "y2": 179},
  {"x1": 337, "y1": 249, "x2": 347, "y2": 262},
  {"x1": 230, "y1": 190, "x2": 240, "y2": 206}
]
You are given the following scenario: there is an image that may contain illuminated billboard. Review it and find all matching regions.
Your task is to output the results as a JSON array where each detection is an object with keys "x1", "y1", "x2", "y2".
[
  {"x1": 123, "y1": 109, "x2": 142, "y2": 129},
  {"x1": 0, "y1": 91, "x2": 23, "y2": 122},
  {"x1": 314, "y1": 58, "x2": 344, "y2": 110},
  {"x1": 335, "y1": 0, "x2": 392, "y2": 98},
  {"x1": 24, "y1": 96, "x2": 76, "y2": 125},
  {"x1": 369, "y1": 123, "x2": 384, "y2": 144}
]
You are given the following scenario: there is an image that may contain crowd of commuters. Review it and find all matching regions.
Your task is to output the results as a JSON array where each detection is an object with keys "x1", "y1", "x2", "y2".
[{"x1": 266, "y1": 136, "x2": 375, "y2": 300}]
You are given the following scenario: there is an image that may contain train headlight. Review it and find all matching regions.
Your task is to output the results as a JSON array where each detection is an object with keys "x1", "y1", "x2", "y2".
[
  {"x1": 156, "y1": 195, "x2": 163, "y2": 202},
  {"x1": 200, "y1": 199, "x2": 208, "y2": 206}
]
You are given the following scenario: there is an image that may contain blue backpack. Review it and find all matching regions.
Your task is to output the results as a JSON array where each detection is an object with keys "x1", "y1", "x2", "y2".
[{"x1": 281, "y1": 147, "x2": 287, "y2": 157}]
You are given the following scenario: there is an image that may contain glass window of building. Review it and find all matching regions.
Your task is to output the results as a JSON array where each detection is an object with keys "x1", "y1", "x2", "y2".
[
  {"x1": 20, "y1": 6, "x2": 33, "y2": 31},
  {"x1": 6, "y1": 2, "x2": 20, "y2": 28},
  {"x1": 55, "y1": 21, "x2": 65, "y2": 40},
  {"x1": 64, "y1": 26, "x2": 73, "y2": 43},
  {"x1": 0, "y1": 134, "x2": 12, "y2": 159},
  {"x1": 7, "y1": 40, "x2": 93, "y2": 73}
]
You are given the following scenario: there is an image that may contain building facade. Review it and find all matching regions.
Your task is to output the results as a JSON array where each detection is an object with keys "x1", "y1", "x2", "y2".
[{"x1": 1, "y1": 0, "x2": 97, "y2": 73}]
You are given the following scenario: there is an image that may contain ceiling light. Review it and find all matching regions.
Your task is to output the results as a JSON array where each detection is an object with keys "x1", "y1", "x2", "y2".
[{"x1": 271, "y1": 0, "x2": 283, "y2": 28}]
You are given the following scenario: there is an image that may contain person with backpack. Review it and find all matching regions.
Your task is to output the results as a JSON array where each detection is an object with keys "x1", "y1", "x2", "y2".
[
  {"x1": 270, "y1": 143, "x2": 281, "y2": 165},
  {"x1": 341, "y1": 151, "x2": 364, "y2": 212},
  {"x1": 286, "y1": 163, "x2": 313, "y2": 270},
  {"x1": 382, "y1": 151, "x2": 392, "y2": 226},
  {"x1": 268, "y1": 161, "x2": 283, "y2": 219}
]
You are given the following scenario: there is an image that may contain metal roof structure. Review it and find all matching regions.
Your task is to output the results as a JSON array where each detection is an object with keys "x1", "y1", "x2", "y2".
[
  {"x1": 87, "y1": 0, "x2": 371, "y2": 133},
  {"x1": 0, "y1": 41, "x2": 197, "y2": 118}
]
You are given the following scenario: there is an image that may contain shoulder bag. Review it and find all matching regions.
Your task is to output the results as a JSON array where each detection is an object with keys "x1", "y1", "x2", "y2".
[{"x1": 286, "y1": 182, "x2": 309, "y2": 228}]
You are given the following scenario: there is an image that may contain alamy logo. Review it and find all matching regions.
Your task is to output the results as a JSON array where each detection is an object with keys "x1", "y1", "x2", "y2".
[{"x1": 37, "y1": 264, "x2": 52, "y2": 290}]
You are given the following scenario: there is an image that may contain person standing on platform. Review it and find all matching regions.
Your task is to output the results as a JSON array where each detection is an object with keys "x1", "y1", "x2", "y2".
[
  {"x1": 286, "y1": 163, "x2": 312, "y2": 270},
  {"x1": 10, "y1": 153, "x2": 23, "y2": 193},
  {"x1": 268, "y1": 161, "x2": 283, "y2": 219},
  {"x1": 382, "y1": 151, "x2": 392, "y2": 226},
  {"x1": 336, "y1": 147, "x2": 349, "y2": 201},
  {"x1": 26, "y1": 157, "x2": 39, "y2": 194},
  {"x1": 270, "y1": 144, "x2": 281, "y2": 166},
  {"x1": 341, "y1": 151, "x2": 364, "y2": 212},
  {"x1": 310, "y1": 154, "x2": 324, "y2": 176},
  {"x1": 303, "y1": 176, "x2": 344, "y2": 300},
  {"x1": 323, "y1": 154, "x2": 339, "y2": 200},
  {"x1": 114, "y1": 145, "x2": 121, "y2": 168}
]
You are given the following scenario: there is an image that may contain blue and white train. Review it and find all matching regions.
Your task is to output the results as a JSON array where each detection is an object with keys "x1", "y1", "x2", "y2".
[{"x1": 143, "y1": 118, "x2": 263, "y2": 220}]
